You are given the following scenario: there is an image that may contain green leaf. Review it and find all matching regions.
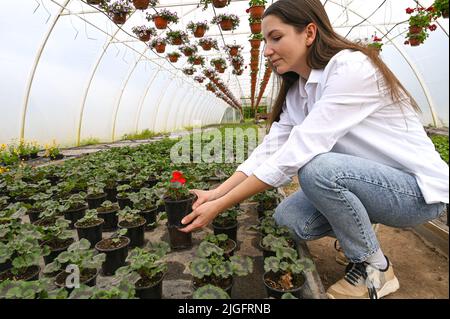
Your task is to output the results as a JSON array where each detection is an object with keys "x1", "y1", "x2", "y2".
[
  {"x1": 190, "y1": 258, "x2": 212, "y2": 279},
  {"x1": 193, "y1": 284, "x2": 230, "y2": 299}
]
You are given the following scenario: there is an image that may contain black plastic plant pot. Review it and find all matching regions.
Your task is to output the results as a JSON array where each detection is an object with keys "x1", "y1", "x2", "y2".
[
  {"x1": 263, "y1": 271, "x2": 305, "y2": 299},
  {"x1": 140, "y1": 207, "x2": 158, "y2": 231},
  {"x1": 27, "y1": 209, "x2": 42, "y2": 224},
  {"x1": 259, "y1": 239, "x2": 276, "y2": 259},
  {"x1": 86, "y1": 193, "x2": 107, "y2": 209},
  {"x1": 193, "y1": 277, "x2": 233, "y2": 297},
  {"x1": 105, "y1": 187, "x2": 117, "y2": 202},
  {"x1": 157, "y1": 204, "x2": 165, "y2": 213},
  {"x1": 118, "y1": 218, "x2": 146, "y2": 248},
  {"x1": 164, "y1": 195, "x2": 194, "y2": 227},
  {"x1": 64, "y1": 204, "x2": 88, "y2": 229},
  {"x1": 167, "y1": 225, "x2": 192, "y2": 250},
  {"x1": 117, "y1": 195, "x2": 132, "y2": 209},
  {"x1": 135, "y1": 272, "x2": 165, "y2": 299},
  {"x1": 43, "y1": 238, "x2": 75, "y2": 265},
  {"x1": 0, "y1": 259, "x2": 12, "y2": 273},
  {"x1": 98, "y1": 208, "x2": 119, "y2": 232},
  {"x1": 55, "y1": 268, "x2": 98, "y2": 292},
  {"x1": 212, "y1": 221, "x2": 238, "y2": 242},
  {"x1": 95, "y1": 237, "x2": 130, "y2": 276},
  {"x1": 0, "y1": 265, "x2": 41, "y2": 282},
  {"x1": 75, "y1": 219, "x2": 104, "y2": 248}
]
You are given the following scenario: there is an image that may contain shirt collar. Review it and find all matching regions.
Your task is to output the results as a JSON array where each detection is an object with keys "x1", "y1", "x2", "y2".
[{"x1": 298, "y1": 68, "x2": 323, "y2": 98}]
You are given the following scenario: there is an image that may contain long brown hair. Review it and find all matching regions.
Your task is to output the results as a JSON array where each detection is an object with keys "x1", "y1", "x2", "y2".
[{"x1": 264, "y1": 0, "x2": 420, "y2": 125}]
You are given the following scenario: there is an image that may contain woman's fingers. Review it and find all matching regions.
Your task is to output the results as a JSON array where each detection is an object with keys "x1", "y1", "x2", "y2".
[{"x1": 181, "y1": 210, "x2": 198, "y2": 226}]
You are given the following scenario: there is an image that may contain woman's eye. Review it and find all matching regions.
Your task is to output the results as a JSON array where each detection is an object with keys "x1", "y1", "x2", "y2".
[{"x1": 273, "y1": 37, "x2": 281, "y2": 41}]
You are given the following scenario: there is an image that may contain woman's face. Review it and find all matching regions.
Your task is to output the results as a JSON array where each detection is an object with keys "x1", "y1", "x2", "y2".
[{"x1": 262, "y1": 15, "x2": 312, "y2": 77}]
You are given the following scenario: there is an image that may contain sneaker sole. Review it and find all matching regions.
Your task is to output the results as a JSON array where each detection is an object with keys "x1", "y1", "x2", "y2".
[{"x1": 326, "y1": 277, "x2": 400, "y2": 299}]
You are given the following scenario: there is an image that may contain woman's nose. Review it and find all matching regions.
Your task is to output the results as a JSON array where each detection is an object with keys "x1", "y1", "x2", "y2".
[{"x1": 263, "y1": 45, "x2": 272, "y2": 58}]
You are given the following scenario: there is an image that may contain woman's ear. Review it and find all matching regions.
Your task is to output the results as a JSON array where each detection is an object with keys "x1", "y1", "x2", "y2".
[{"x1": 305, "y1": 23, "x2": 317, "y2": 47}]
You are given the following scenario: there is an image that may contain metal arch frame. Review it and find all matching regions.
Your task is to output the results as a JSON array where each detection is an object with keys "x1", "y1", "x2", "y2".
[
  {"x1": 177, "y1": 92, "x2": 202, "y2": 130},
  {"x1": 162, "y1": 85, "x2": 192, "y2": 132},
  {"x1": 154, "y1": 77, "x2": 186, "y2": 132},
  {"x1": 20, "y1": 0, "x2": 71, "y2": 141},
  {"x1": 137, "y1": 75, "x2": 172, "y2": 134},
  {"x1": 181, "y1": 92, "x2": 201, "y2": 129},
  {"x1": 149, "y1": 78, "x2": 178, "y2": 132},
  {"x1": 173, "y1": 88, "x2": 194, "y2": 130},
  {"x1": 135, "y1": 68, "x2": 161, "y2": 133},
  {"x1": 111, "y1": 49, "x2": 150, "y2": 142},
  {"x1": 327, "y1": 0, "x2": 440, "y2": 126}
]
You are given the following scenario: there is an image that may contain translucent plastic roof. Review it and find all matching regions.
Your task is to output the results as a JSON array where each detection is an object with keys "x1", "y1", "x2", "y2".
[{"x1": 0, "y1": 0, "x2": 448, "y2": 147}]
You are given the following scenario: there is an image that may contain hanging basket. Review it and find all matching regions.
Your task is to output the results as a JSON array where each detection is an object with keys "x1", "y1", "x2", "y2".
[
  {"x1": 229, "y1": 47, "x2": 239, "y2": 56},
  {"x1": 213, "y1": 0, "x2": 228, "y2": 8},
  {"x1": 154, "y1": 43, "x2": 166, "y2": 53},
  {"x1": 171, "y1": 37, "x2": 183, "y2": 45},
  {"x1": 194, "y1": 26, "x2": 207, "y2": 38},
  {"x1": 249, "y1": 6, "x2": 265, "y2": 19},
  {"x1": 219, "y1": 19, "x2": 234, "y2": 31},
  {"x1": 132, "y1": 0, "x2": 150, "y2": 10},
  {"x1": 139, "y1": 31, "x2": 152, "y2": 42},
  {"x1": 112, "y1": 12, "x2": 127, "y2": 25},
  {"x1": 249, "y1": 39, "x2": 261, "y2": 49},
  {"x1": 408, "y1": 37, "x2": 422, "y2": 46},
  {"x1": 182, "y1": 49, "x2": 194, "y2": 57},
  {"x1": 154, "y1": 16, "x2": 168, "y2": 29},
  {"x1": 250, "y1": 23, "x2": 262, "y2": 34},
  {"x1": 200, "y1": 43, "x2": 213, "y2": 51},
  {"x1": 409, "y1": 26, "x2": 423, "y2": 35},
  {"x1": 168, "y1": 55, "x2": 179, "y2": 63}
]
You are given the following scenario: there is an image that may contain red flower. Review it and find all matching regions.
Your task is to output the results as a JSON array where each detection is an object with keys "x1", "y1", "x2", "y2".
[
  {"x1": 246, "y1": 8, "x2": 250, "y2": 13},
  {"x1": 404, "y1": 40, "x2": 410, "y2": 45},
  {"x1": 429, "y1": 24, "x2": 437, "y2": 31},
  {"x1": 172, "y1": 171, "x2": 183, "y2": 179},
  {"x1": 373, "y1": 36, "x2": 382, "y2": 42},
  {"x1": 426, "y1": 6, "x2": 434, "y2": 12},
  {"x1": 170, "y1": 170, "x2": 186, "y2": 185},
  {"x1": 405, "y1": 8, "x2": 414, "y2": 14}
]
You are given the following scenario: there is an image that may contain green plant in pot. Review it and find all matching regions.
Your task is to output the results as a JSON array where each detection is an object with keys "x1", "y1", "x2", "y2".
[
  {"x1": 97, "y1": 200, "x2": 120, "y2": 231},
  {"x1": 86, "y1": 182, "x2": 107, "y2": 209},
  {"x1": 263, "y1": 247, "x2": 314, "y2": 299},
  {"x1": 95, "y1": 229, "x2": 130, "y2": 276},
  {"x1": 260, "y1": 234, "x2": 295, "y2": 259},
  {"x1": 190, "y1": 241, "x2": 253, "y2": 295},
  {"x1": 61, "y1": 193, "x2": 88, "y2": 229},
  {"x1": 26, "y1": 193, "x2": 53, "y2": 223},
  {"x1": 0, "y1": 226, "x2": 50, "y2": 281},
  {"x1": 192, "y1": 284, "x2": 230, "y2": 299},
  {"x1": 115, "y1": 241, "x2": 170, "y2": 299},
  {"x1": 204, "y1": 233, "x2": 236, "y2": 259},
  {"x1": 68, "y1": 280, "x2": 136, "y2": 299},
  {"x1": 212, "y1": 208, "x2": 238, "y2": 242},
  {"x1": 129, "y1": 188, "x2": 158, "y2": 230},
  {"x1": 74, "y1": 209, "x2": 104, "y2": 248},
  {"x1": 117, "y1": 207, "x2": 146, "y2": 248},
  {"x1": 116, "y1": 184, "x2": 132, "y2": 209},
  {"x1": 37, "y1": 217, "x2": 74, "y2": 265},
  {"x1": 163, "y1": 171, "x2": 194, "y2": 227},
  {"x1": 252, "y1": 189, "x2": 282, "y2": 218},
  {"x1": 0, "y1": 277, "x2": 68, "y2": 299},
  {"x1": 43, "y1": 239, "x2": 106, "y2": 291}
]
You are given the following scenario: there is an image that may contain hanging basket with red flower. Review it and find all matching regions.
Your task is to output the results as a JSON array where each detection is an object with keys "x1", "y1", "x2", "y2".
[
  {"x1": 432, "y1": 0, "x2": 449, "y2": 18},
  {"x1": 404, "y1": 6, "x2": 438, "y2": 46},
  {"x1": 247, "y1": 0, "x2": 266, "y2": 18},
  {"x1": 367, "y1": 33, "x2": 383, "y2": 52}
]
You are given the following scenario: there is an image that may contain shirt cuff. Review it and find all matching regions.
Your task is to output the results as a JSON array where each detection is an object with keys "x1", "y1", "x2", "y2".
[
  {"x1": 253, "y1": 162, "x2": 292, "y2": 187},
  {"x1": 236, "y1": 161, "x2": 254, "y2": 177}
]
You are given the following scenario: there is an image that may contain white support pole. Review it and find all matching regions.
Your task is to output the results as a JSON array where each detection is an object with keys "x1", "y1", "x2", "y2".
[{"x1": 20, "y1": 0, "x2": 71, "y2": 141}]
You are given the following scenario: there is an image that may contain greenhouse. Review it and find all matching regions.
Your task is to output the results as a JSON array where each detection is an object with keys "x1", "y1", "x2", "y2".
[{"x1": 0, "y1": 0, "x2": 448, "y2": 302}]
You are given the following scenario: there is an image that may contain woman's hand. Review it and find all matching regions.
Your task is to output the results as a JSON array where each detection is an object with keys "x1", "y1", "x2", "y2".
[
  {"x1": 179, "y1": 200, "x2": 222, "y2": 233},
  {"x1": 190, "y1": 189, "x2": 220, "y2": 210}
]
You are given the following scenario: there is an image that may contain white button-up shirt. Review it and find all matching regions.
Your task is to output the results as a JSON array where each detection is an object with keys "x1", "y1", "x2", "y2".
[{"x1": 237, "y1": 50, "x2": 449, "y2": 204}]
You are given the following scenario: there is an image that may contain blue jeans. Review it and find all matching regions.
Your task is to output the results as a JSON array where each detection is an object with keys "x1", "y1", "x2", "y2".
[{"x1": 273, "y1": 152, "x2": 446, "y2": 263}]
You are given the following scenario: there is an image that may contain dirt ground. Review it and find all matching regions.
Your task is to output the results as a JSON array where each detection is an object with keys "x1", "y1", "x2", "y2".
[{"x1": 282, "y1": 178, "x2": 449, "y2": 299}]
